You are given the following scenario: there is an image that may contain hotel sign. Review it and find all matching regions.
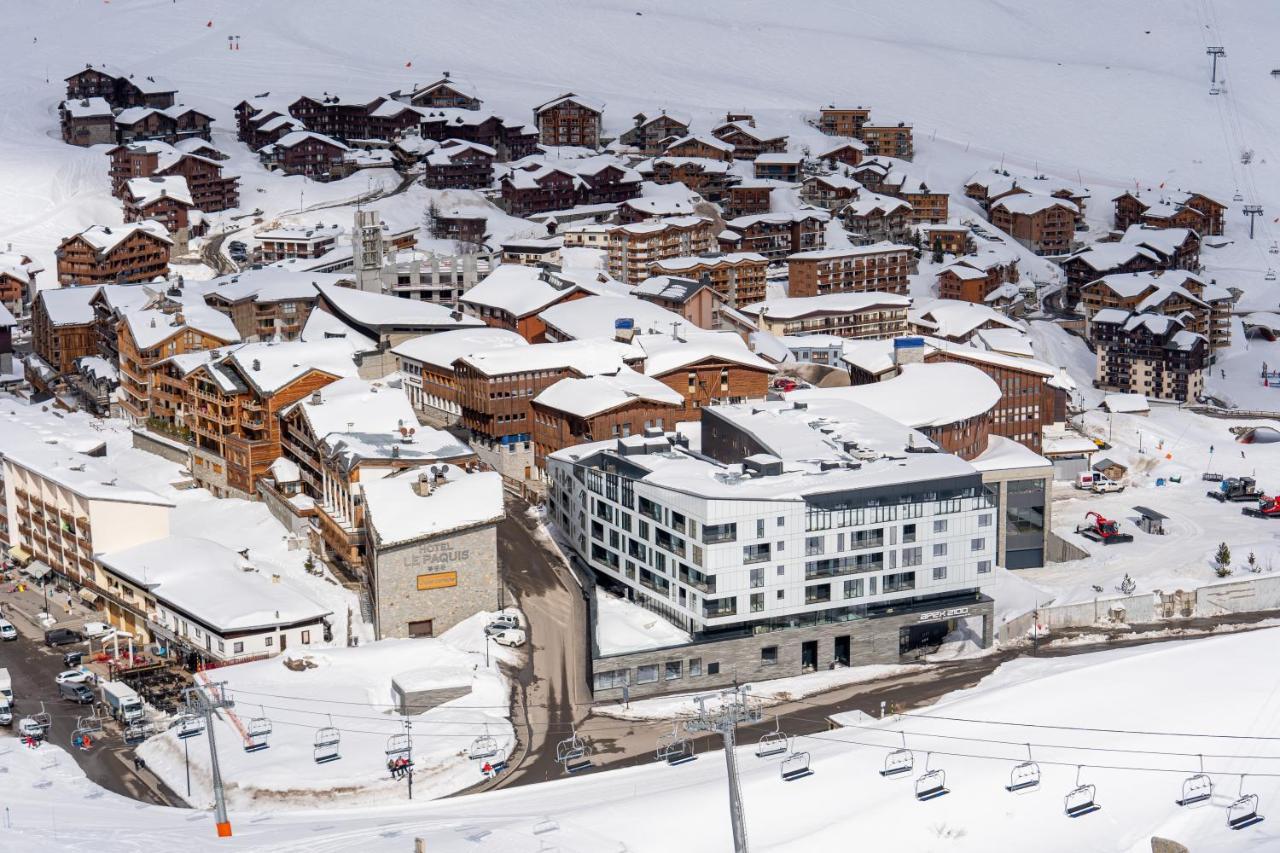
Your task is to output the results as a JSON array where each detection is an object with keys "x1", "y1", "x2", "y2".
[
  {"x1": 917, "y1": 606, "x2": 970, "y2": 623},
  {"x1": 417, "y1": 571, "x2": 458, "y2": 591}
]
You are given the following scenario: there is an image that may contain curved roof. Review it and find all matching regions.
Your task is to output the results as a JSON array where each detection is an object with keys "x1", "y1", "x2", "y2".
[{"x1": 794, "y1": 362, "x2": 1001, "y2": 428}]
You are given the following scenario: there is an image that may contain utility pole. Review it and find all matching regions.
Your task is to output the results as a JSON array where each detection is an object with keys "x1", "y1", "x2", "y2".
[
  {"x1": 1206, "y1": 46, "x2": 1226, "y2": 83},
  {"x1": 686, "y1": 687, "x2": 761, "y2": 853},
  {"x1": 1243, "y1": 205, "x2": 1263, "y2": 239},
  {"x1": 182, "y1": 681, "x2": 235, "y2": 838}
]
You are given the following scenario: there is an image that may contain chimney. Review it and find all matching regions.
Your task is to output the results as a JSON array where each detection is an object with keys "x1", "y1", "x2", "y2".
[
  {"x1": 411, "y1": 471, "x2": 432, "y2": 497},
  {"x1": 252, "y1": 358, "x2": 261, "y2": 371},
  {"x1": 310, "y1": 390, "x2": 322, "y2": 405},
  {"x1": 614, "y1": 317, "x2": 635, "y2": 343}
]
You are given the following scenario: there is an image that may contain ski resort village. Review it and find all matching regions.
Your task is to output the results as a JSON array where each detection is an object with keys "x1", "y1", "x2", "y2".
[{"x1": 8, "y1": 1, "x2": 1280, "y2": 851}]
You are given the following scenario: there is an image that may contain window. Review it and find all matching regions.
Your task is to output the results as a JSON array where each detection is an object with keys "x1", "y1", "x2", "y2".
[
  {"x1": 594, "y1": 669, "x2": 627, "y2": 690},
  {"x1": 978, "y1": 560, "x2": 993, "y2": 573},
  {"x1": 760, "y1": 646, "x2": 778, "y2": 665},
  {"x1": 971, "y1": 537, "x2": 985, "y2": 552},
  {"x1": 844, "y1": 578, "x2": 864, "y2": 598},
  {"x1": 301, "y1": 630, "x2": 311, "y2": 644},
  {"x1": 636, "y1": 665, "x2": 658, "y2": 684},
  {"x1": 776, "y1": 516, "x2": 785, "y2": 528},
  {"x1": 805, "y1": 536, "x2": 824, "y2": 556},
  {"x1": 707, "y1": 662, "x2": 720, "y2": 676},
  {"x1": 776, "y1": 565, "x2": 785, "y2": 576},
  {"x1": 233, "y1": 641, "x2": 244, "y2": 654},
  {"x1": 932, "y1": 566, "x2": 947, "y2": 581},
  {"x1": 805, "y1": 583, "x2": 831, "y2": 604},
  {"x1": 776, "y1": 589, "x2": 785, "y2": 600},
  {"x1": 217, "y1": 640, "x2": 225, "y2": 653},
  {"x1": 756, "y1": 519, "x2": 765, "y2": 538},
  {"x1": 665, "y1": 661, "x2": 683, "y2": 681},
  {"x1": 776, "y1": 541, "x2": 785, "y2": 552},
  {"x1": 882, "y1": 571, "x2": 916, "y2": 593},
  {"x1": 703, "y1": 597, "x2": 738, "y2": 618},
  {"x1": 264, "y1": 636, "x2": 274, "y2": 647},
  {"x1": 979, "y1": 513, "x2": 992, "y2": 528},
  {"x1": 750, "y1": 592, "x2": 764, "y2": 612},
  {"x1": 750, "y1": 567, "x2": 765, "y2": 588},
  {"x1": 933, "y1": 519, "x2": 948, "y2": 534},
  {"x1": 703, "y1": 523, "x2": 736, "y2": 544},
  {"x1": 742, "y1": 543, "x2": 771, "y2": 564},
  {"x1": 932, "y1": 543, "x2": 947, "y2": 557},
  {"x1": 689, "y1": 658, "x2": 702, "y2": 677},
  {"x1": 901, "y1": 546, "x2": 922, "y2": 567}
]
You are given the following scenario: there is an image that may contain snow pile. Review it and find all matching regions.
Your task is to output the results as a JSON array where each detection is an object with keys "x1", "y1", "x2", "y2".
[
  {"x1": 138, "y1": 611, "x2": 519, "y2": 809},
  {"x1": 594, "y1": 588, "x2": 690, "y2": 655}
]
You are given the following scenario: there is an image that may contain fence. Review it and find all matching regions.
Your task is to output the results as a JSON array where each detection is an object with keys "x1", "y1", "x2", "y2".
[{"x1": 999, "y1": 572, "x2": 1280, "y2": 643}]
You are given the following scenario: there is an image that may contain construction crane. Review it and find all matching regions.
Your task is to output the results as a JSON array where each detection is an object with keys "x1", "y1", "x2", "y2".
[{"x1": 1075, "y1": 511, "x2": 1134, "y2": 545}]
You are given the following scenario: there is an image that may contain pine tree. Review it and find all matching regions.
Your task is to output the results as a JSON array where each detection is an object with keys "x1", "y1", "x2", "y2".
[
  {"x1": 931, "y1": 237, "x2": 944, "y2": 264},
  {"x1": 422, "y1": 200, "x2": 441, "y2": 238},
  {"x1": 1215, "y1": 542, "x2": 1232, "y2": 577},
  {"x1": 1248, "y1": 551, "x2": 1259, "y2": 573}
]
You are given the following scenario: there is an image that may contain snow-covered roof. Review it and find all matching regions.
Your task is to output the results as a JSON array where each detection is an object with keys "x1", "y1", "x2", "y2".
[
  {"x1": 973, "y1": 327, "x2": 1036, "y2": 358},
  {"x1": 533, "y1": 92, "x2": 604, "y2": 115},
  {"x1": 460, "y1": 265, "x2": 582, "y2": 318},
  {"x1": 840, "y1": 338, "x2": 895, "y2": 376},
  {"x1": 269, "y1": 457, "x2": 300, "y2": 484},
  {"x1": 36, "y1": 286, "x2": 97, "y2": 326},
  {"x1": 651, "y1": 252, "x2": 767, "y2": 272},
  {"x1": 971, "y1": 435, "x2": 1052, "y2": 472},
  {"x1": 97, "y1": 537, "x2": 330, "y2": 632},
  {"x1": 991, "y1": 194, "x2": 1077, "y2": 215},
  {"x1": 71, "y1": 220, "x2": 172, "y2": 253},
  {"x1": 925, "y1": 337, "x2": 1054, "y2": 377},
  {"x1": 910, "y1": 299, "x2": 1025, "y2": 339},
  {"x1": 633, "y1": 275, "x2": 711, "y2": 303},
  {"x1": 788, "y1": 241, "x2": 912, "y2": 261},
  {"x1": 458, "y1": 338, "x2": 636, "y2": 378},
  {"x1": 204, "y1": 269, "x2": 332, "y2": 304},
  {"x1": 755, "y1": 152, "x2": 804, "y2": 165},
  {"x1": 225, "y1": 339, "x2": 358, "y2": 395},
  {"x1": 125, "y1": 176, "x2": 193, "y2": 208},
  {"x1": 805, "y1": 174, "x2": 862, "y2": 191},
  {"x1": 265, "y1": 130, "x2": 351, "y2": 152},
  {"x1": 666, "y1": 133, "x2": 734, "y2": 153},
  {"x1": 539, "y1": 295, "x2": 692, "y2": 342},
  {"x1": 1064, "y1": 242, "x2": 1160, "y2": 271},
  {"x1": 425, "y1": 139, "x2": 496, "y2": 166},
  {"x1": 840, "y1": 191, "x2": 912, "y2": 217},
  {"x1": 620, "y1": 196, "x2": 699, "y2": 217},
  {"x1": 739, "y1": 291, "x2": 910, "y2": 320},
  {"x1": 727, "y1": 210, "x2": 830, "y2": 229},
  {"x1": 0, "y1": 444, "x2": 173, "y2": 508},
  {"x1": 712, "y1": 120, "x2": 788, "y2": 143},
  {"x1": 1102, "y1": 393, "x2": 1150, "y2": 414},
  {"x1": 634, "y1": 330, "x2": 775, "y2": 377},
  {"x1": 75, "y1": 355, "x2": 118, "y2": 383},
  {"x1": 1120, "y1": 225, "x2": 1197, "y2": 255},
  {"x1": 123, "y1": 304, "x2": 241, "y2": 349},
  {"x1": 534, "y1": 367, "x2": 683, "y2": 418},
  {"x1": 61, "y1": 97, "x2": 112, "y2": 118},
  {"x1": 316, "y1": 283, "x2": 484, "y2": 333},
  {"x1": 793, "y1": 361, "x2": 1001, "y2": 428},
  {"x1": 637, "y1": 156, "x2": 733, "y2": 176},
  {"x1": 391, "y1": 328, "x2": 528, "y2": 371},
  {"x1": 299, "y1": 306, "x2": 378, "y2": 353},
  {"x1": 362, "y1": 466, "x2": 504, "y2": 547}
]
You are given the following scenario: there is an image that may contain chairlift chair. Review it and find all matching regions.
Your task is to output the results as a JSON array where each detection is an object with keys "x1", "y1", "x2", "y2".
[
  {"x1": 386, "y1": 732, "x2": 412, "y2": 759},
  {"x1": 469, "y1": 724, "x2": 499, "y2": 761},
  {"x1": 1064, "y1": 766, "x2": 1100, "y2": 818},
  {"x1": 70, "y1": 726, "x2": 96, "y2": 751},
  {"x1": 244, "y1": 713, "x2": 272, "y2": 753},
  {"x1": 1176, "y1": 755, "x2": 1212, "y2": 807},
  {"x1": 880, "y1": 731, "x2": 914, "y2": 778},
  {"x1": 489, "y1": 747, "x2": 508, "y2": 774},
  {"x1": 177, "y1": 714, "x2": 205, "y2": 740},
  {"x1": 1234, "y1": 190, "x2": 1244, "y2": 202},
  {"x1": 655, "y1": 724, "x2": 696, "y2": 766},
  {"x1": 313, "y1": 722, "x2": 341, "y2": 764},
  {"x1": 1006, "y1": 744, "x2": 1041, "y2": 793},
  {"x1": 123, "y1": 720, "x2": 153, "y2": 745},
  {"x1": 33, "y1": 703, "x2": 52, "y2": 733},
  {"x1": 914, "y1": 753, "x2": 949, "y2": 801},
  {"x1": 1228, "y1": 775, "x2": 1265, "y2": 830},
  {"x1": 756, "y1": 715, "x2": 789, "y2": 759},
  {"x1": 556, "y1": 726, "x2": 592, "y2": 774},
  {"x1": 1210, "y1": 85, "x2": 1222, "y2": 95},
  {"x1": 78, "y1": 713, "x2": 104, "y2": 735},
  {"x1": 1267, "y1": 269, "x2": 1277, "y2": 282},
  {"x1": 780, "y1": 750, "x2": 813, "y2": 782}
]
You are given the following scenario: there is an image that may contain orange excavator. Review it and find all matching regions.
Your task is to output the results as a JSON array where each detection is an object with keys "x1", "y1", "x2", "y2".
[
  {"x1": 1242, "y1": 495, "x2": 1280, "y2": 519},
  {"x1": 1076, "y1": 511, "x2": 1134, "y2": 544}
]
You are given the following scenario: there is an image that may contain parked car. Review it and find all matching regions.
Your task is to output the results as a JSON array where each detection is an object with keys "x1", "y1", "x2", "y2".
[
  {"x1": 81, "y1": 621, "x2": 113, "y2": 639},
  {"x1": 0, "y1": 619, "x2": 16, "y2": 640},
  {"x1": 491, "y1": 628, "x2": 527, "y2": 648},
  {"x1": 17, "y1": 717, "x2": 44, "y2": 739},
  {"x1": 44, "y1": 628, "x2": 83, "y2": 646},
  {"x1": 54, "y1": 669, "x2": 90, "y2": 685},
  {"x1": 58, "y1": 681, "x2": 95, "y2": 704},
  {"x1": 485, "y1": 614, "x2": 521, "y2": 636}
]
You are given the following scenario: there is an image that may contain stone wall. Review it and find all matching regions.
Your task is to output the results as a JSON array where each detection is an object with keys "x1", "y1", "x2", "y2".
[
  {"x1": 592, "y1": 595, "x2": 994, "y2": 702},
  {"x1": 372, "y1": 521, "x2": 500, "y2": 639},
  {"x1": 130, "y1": 428, "x2": 189, "y2": 465}
]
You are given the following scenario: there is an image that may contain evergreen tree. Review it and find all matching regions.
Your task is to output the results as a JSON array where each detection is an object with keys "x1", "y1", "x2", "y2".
[
  {"x1": 931, "y1": 237, "x2": 944, "y2": 264},
  {"x1": 1215, "y1": 542, "x2": 1232, "y2": 577}
]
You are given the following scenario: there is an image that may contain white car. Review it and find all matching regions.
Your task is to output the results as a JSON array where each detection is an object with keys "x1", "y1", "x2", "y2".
[
  {"x1": 491, "y1": 628, "x2": 527, "y2": 648},
  {"x1": 0, "y1": 619, "x2": 17, "y2": 640},
  {"x1": 18, "y1": 717, "x2": 44, "y2": 739},
  {"x1": 484, "y1": 614, "x2": 521, "y2": 636},
  {"x1": 55, "y1": 669, "x2": 90, "y2": 685},
  {"x1": 82, "y1": 621, "x2": 113, "y2": 639}
]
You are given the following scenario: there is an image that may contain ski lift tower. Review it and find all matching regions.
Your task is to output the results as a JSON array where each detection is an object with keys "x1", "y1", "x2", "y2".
[
  {"x1": 685, "y1": 687, "x2": 762, "y2": 853},
  {"x1": 1207, "y1": 46, "x2": 1226, "y2": 85},
  {"x1": 1244, "y1": 204, "x2": 1264, "y2": 239},
  {"x1": 181, "y1": 681, "x2": 236, "y2": 838}
]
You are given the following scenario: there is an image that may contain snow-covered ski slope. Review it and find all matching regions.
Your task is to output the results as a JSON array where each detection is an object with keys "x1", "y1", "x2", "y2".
[
  {"x1": 7, "y1": 0, "x2": 1280, "y2": 287},
  {"x1": 10, "y1": 628, "x2": 1280, "y2": 852}
]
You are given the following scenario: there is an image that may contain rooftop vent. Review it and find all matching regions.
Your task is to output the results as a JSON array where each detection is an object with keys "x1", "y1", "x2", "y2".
[{"x1": 252, "y1": 358, "x2": 261, "y2": 371}]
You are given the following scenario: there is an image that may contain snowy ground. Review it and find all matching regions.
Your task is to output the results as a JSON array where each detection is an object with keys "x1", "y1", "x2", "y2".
[
  {"x1": 594, "y1": 588, "x2": 690, "y2": 655},
  {"x1": 7, "y1": 629, "x2": 1280, "y2": 851},
  {"x1": 137, "y1": 612, "x2": 521, "y2": 809}
]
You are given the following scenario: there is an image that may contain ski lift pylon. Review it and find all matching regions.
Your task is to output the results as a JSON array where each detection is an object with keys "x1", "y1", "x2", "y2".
[
  {"x1": 915, "y1": 752, "x2": 949, "y2": 801},
  {"x1": 313, "y1": 716, "x2": 341, "y2": 764},
  {"x1": 1228, "y1": 775, "x2": 1265, "y2": 830},
  {"x1": 1064, "y1": 765, "x2": 1100, "y2": 818},
  {"x1": 756, "y1": 715, "x2": 788, "y2": 759},
  {"x1": 1006, "y1": 743, "x2": 1041, "y2": 793},
  {"x1": 780, "y1": 750, "x2": 813, "y2": 782},
  {"x1": 1176, "y1": 755, "x2": 1212, "y2": 807},
  {"x1": 880, "y1": 730, "x2": 913, "y2": 778}
]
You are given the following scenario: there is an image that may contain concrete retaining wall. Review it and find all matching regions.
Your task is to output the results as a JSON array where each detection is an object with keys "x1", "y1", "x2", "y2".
[
  {"x1": 130, "y1": 428, "x2": 189, "y2": 466},
  {"x1": 999, "y1": 573, "x2": 1280, "y2": 642}
]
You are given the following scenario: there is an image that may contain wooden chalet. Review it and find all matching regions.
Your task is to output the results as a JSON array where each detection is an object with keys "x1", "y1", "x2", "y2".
[
  {"x1": 619, "y1": 112, "x2": 690, "y2": 155},
  {"x1": 533, "y1": 93, "x2": 603, "y2": 148},
  {"x1": 56, "y1": 223, "x2": 172, "y2": 286}
]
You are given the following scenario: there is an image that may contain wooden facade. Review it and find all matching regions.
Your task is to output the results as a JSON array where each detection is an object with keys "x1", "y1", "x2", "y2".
[
  {"x1": 532, "y1": 396, "x2": 682, "y2": 471},
  {"x1": 649, "y1": 358, "x2": 773, "y2": 419},
  {"x1": 534, "y1": 94, "x2": 602, "y2": 148},
  {"x1": 56, "y1": 227, "x2": 171, "y2": 286},
  {"x1": 31, "y1": 294, "x2": 95, "y2": 375},
  {"x1": 989, "y1": 197, "x2": 1077, "y2": 256},
  {"x1": 787, "y1": 245, "x2": 914, "y2": 297},
  {"x1": 720, "y1": 213, "x2": 827, "y2": 262},
  {"x1": 1113, "y1": 191, "x2": 1225, "y2": 236},
  {"x1": 620, "y1": 113, "x2": 690, "y2": 155},
  {"x1": 608, "y1": 218, "x2": 718, "y2": 285},
  {"x1": 107, "y1": 144, "x2": 240, "y2": 211},
  {"x1": 649, "y1": 254, "x2": 769, "y2": 308}
]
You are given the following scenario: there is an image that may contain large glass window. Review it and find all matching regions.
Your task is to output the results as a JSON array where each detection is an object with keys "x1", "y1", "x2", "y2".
[
  {"x1": 703, "y1": 597, "x2": 738, "y2": 618},
  {"x1": 882, "y1": 571, "x2": 916, "y2": 594},
  {"x1": 703, "y1": 523, "x2": 737, "y2": 544},
  {"x1": 743, "y1": 543, "x2": 771, "y2": 564}
]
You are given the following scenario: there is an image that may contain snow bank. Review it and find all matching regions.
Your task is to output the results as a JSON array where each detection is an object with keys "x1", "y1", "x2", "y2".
[{"x1": 594, "y1": 589, "x2": 690, "y2": 655}]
